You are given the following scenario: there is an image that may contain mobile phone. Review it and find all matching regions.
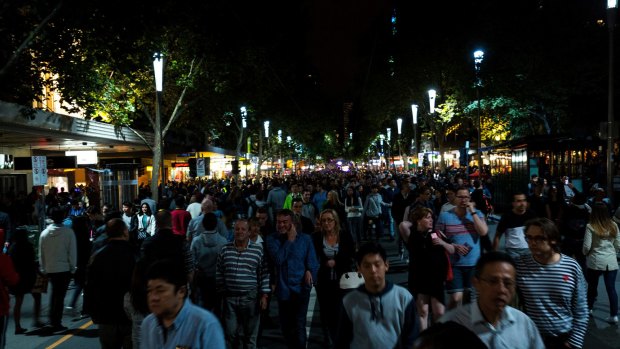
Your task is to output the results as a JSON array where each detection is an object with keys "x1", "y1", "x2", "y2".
[
  {"x1": 430, "y1": 233, "x2": 438, "y2": 240},
  {"x1": 463, "y1": 242, "x2": 472, "y2": 255}
]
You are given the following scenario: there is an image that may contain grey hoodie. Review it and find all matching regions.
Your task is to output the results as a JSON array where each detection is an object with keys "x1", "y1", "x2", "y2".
[{"x1": 190, "y1": 230, "x2": 227, "y2": 276}]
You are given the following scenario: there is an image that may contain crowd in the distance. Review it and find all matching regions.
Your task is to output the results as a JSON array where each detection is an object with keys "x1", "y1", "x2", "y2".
[{"x1": 0, "y1": 168, "x2": 617, "y2": 349}]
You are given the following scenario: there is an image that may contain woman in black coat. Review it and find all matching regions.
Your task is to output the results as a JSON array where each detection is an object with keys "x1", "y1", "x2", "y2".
[
  {"x1": 9, "y1": 229, "x2": 41, "y2": 333},
  {"x1": 312, "y1": 209, "x2": 355, "y2": 346}
]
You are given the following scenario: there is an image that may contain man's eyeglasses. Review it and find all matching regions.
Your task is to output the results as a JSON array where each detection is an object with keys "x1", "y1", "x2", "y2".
[
  {"x1": 524, "y1": 235, "x2": 547, "y2": 243},
  {"x1": 478, "y1": 277, "x2": 516, "y2": 289},
  {"x1": 456, "y1": 195, "x2": 470, "y2": 199}
]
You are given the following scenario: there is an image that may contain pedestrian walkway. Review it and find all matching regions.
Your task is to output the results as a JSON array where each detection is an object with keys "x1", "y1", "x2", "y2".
[{"x1": 5, "y1": 222, "x2": 620, "y2": 348}]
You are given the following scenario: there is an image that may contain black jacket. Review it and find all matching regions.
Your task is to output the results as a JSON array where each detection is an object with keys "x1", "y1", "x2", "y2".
[{"x1": 84, "y1": 240, "x2": 136, "y2": 324}]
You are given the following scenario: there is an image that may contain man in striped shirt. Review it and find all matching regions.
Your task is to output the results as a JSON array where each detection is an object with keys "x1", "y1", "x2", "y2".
[
  {"x1": 436, "y1": 187, "x2": 489, "y2": 309},
  {"x1": 216, "y1": 219, "x2": 270, "y2": 349},
  {"x1": 516, "y1": 217, "x2": 588, "y2": 349}
]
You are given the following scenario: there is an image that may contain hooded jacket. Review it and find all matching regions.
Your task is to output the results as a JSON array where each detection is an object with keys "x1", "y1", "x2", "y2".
[
  {"x1": 190, "y1": 229, "x2": 228, "y2": 276},
  {"x1": 336, "y1": 282, "x2": 418, "y2": 349},
  {"x1": 38, "y1": 223, "x2": 77, "y2": 274}
]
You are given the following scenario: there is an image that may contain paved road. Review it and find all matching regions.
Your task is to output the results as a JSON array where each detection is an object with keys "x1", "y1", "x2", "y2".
[{"x1": 6, "y1": 218, "x2": 620, "y2": 348}]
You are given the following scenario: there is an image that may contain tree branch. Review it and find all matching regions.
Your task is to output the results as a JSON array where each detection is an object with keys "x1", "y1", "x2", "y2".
[
  {"x1": 163, "y1": 57, "x2": 202, "y2": 136},
  {"x1": 125, "y1": 126, "x2": 154, "y2": 151},
  {"x1": 0, "y1": 0, "x2": 64, "y2": 79},
  {"x1": 136, "y1": 99, "x2": 156, "y2": 130}
]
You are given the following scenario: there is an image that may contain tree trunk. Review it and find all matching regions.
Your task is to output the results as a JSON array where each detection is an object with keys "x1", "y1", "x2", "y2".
[{"x1": 150, "y1": 131, "x2": 162, "y2": 203}]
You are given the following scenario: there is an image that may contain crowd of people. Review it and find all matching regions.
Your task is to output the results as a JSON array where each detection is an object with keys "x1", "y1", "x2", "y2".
[{"x1": 0, "y1": 168, "x2": 618, "y2": 348}]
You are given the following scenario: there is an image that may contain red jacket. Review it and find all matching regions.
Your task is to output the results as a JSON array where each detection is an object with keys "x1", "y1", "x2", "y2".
[
  {"x1": 0, "y1": 229, "x2": 19, "y2": 316},
  {"x1": 171, "y1": 209, "x2": 191, "y2": 237}
]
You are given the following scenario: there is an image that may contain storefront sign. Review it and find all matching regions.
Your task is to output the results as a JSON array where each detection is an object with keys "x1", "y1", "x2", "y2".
[
  {"x1": 31, "y1": 156, "x2": 48, "y2": 186},
  {"x1": 196, "y1": 158, "x2": 206, "y2": 177}
]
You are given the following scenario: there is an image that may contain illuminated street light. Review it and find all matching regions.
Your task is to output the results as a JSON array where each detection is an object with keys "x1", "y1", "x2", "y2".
[
  {"x1": 264, "y1": 121, "x2": 270, "y2": 138},
  {"x1": 153, "y1": 53, "x2": 163, "y2": 92},
  {"x1": 397, "y1": 118, "x2": 402, "y2": 135},
  {"x1": 474, "y1": 49, "x2": 485, "y2": 168},
  {"x1": 153, "y1": 52, "x2": 165, "y2": 189},
  {"x1": 607, "y1": 0, "x2": 617, "y2": 195},
  {"x1": 428, "y1": 89, "x2": 436, "y2": 114},
  {"x1": 240, "y1": 106, "x2": 247, "y2": 128},
  {"x1": 411, "y1": 104, "x2": 418, "y2": 162}
]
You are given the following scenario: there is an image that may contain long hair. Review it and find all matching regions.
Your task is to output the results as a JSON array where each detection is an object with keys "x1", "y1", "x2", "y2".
[
  {"x1": 140, "y1": 203, "x2": 152, "y2": 216},
  {"x1": 589, "y1": 203, "x2": 618, "y2": 239},
  {"x1": 319, "y1": 209, "x2": 341, "y2": 239},
  {"x1": 327, "y1": 190, "x2": 343, "y2": 206},
  {"x1": 345, "y1": 187, "x2": 360, "y2": 207}
]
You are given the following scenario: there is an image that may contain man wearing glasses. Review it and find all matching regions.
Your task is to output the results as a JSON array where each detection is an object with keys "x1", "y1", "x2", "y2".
[
  {"x1": 516, "y1": 217, "x2": 587, "y2": 349},
  {"x1": 436, "y1": 187, "x2": 488, "y2": 309},
  {"x1": 439, "y1": 251, "x2": 544, "y2": 349}
]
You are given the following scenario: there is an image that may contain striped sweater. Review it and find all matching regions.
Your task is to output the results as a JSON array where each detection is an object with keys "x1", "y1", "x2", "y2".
[
  {"x1": 515, "y1": 254, "x2": 588, "y2": 349},
  {"x1": 216, "y1": 240, "x2": 270, "y2": 295}
]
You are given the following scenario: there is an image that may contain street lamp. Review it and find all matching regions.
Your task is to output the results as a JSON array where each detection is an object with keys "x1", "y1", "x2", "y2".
[
  {"x1": 474, "y1": 49, "x2": 484, "y2": 169},
  {"x1": 153, "y1": 53, "x2": 165, "y2": 190},
  {"x1": 428, "y1": 89, "x2": 436, "y2": 113},
  {"x1": 386, "y1": 128, "x2": 392, "y2": 169},
  {"x1": 411, "y1": 104, "x2": 418, "y2": 162},
  {"x1": 240, "y1": 106, "x2": 247, "y2": 128},
  {"x1": 607, "y1": 0, "x2": 617, "y2": 196},
  {"x1": 428, "y1": 89, "x2": 437, "y2": 169},
  {"x1": 397, "y1": 118, "x2": 403, "y2": 170},
  {"x1": 234, "y1": 106, "x2": 247, "y2": 182}
]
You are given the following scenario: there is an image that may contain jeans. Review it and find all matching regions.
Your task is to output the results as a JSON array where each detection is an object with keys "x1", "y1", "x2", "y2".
[
  {"x1": 223, "y1": 291, "x2": 260, "y2": 349},
  {"x1": 98, "y1": 323, "x2": 132, "y2": 349},
  {"x1": 586, "y1": 268, "x2": 618, "y2": 316},
  {"x1": 385, "y1": 210, "x2": 395, "y2": 237},
  {"x1": 48, "y1": 271, "x2": 72, "y2": 326},
  {"x1": 347, "y1": 216, "x2": 362, "y2": 243},
  {"x1": 277, "y1": 288, "x2": 311, "y2": 349}
]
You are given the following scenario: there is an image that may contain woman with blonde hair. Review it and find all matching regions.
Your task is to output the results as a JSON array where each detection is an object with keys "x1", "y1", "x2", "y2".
[
  {"x1": 312, "y1": 209, "x2": 355, "y2": 346},
  {"x1": 583, "y1": 203, "x2": 620, "y2": 323},
  {"x1": 322, "y1": 190, "x2": 346, "y2": 227}
]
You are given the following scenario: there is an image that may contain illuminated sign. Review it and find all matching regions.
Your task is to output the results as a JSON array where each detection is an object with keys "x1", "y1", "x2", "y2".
[{"x1": 65, "y1": 150, "x2": 98, "y2": 165}]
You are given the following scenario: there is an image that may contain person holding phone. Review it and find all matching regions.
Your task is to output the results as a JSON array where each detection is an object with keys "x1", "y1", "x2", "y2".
[
  {"x1": 400, "y1": 207, "x2": 455, "y2": 331},
  {"x1": 436, "y1": 187, "x2": 488, "y2": 310}
]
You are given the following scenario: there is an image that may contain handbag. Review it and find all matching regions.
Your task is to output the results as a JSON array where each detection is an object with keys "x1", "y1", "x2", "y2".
[
  {"x1": 339, "y1": 272, "x2": 365, "y2": 290},
  {"x1": 32, "y1": 273, "x2": 49, "y2": 294}
]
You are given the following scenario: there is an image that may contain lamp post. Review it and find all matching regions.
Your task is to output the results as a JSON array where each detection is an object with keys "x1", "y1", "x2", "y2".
[
  {"x1": 153, "y1": 53, "x2": 165, "y2": 193},
  {"x1": 234, "y1": 106, "x2": 247, "y2": 183},
  {"x1": 387, "y1": 127, "x2": 392, "y2": 169},
  {"x1": 428, "y1": 89, "x2": 436, "y2": 170},
  {"x1": 411, "y1": 104, "x2": 418, "y2": 169},
  {"x1": 474, "y1": 49, "x2": 484, "y2": 170},
  {"x1": 379, "y1": 134, "x2": 385, "y2": 169},
  {"x1": 262, "y1": 121, "x2": 269, "y2": 176},
  {"x1": 607, "y1": 0, "x2": 617, "y2": 197},
  {"x1": 397, "y1": 118, "x2": 403, "y2": 171},
  {"x1": 277, "y1": 129, "x2": 282, "y2": 174}
]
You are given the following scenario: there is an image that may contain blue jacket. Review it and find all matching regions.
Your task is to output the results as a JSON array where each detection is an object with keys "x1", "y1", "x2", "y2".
[{"x1": 266, "y1": 232, "x2": 319, "y2": 300}]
